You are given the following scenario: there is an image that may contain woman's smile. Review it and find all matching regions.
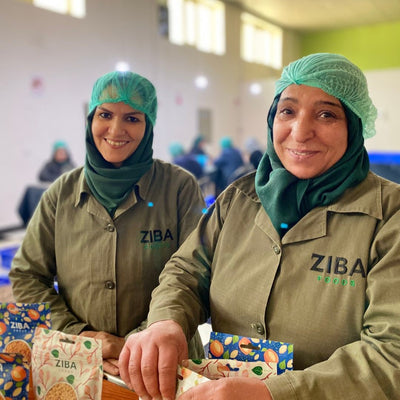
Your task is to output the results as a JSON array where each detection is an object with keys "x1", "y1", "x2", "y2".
[{"x1": 91, "y1": 102, "x2": 146, "y2": 167}]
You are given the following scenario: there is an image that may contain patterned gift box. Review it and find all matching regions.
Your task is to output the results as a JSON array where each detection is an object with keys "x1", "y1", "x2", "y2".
[
  {"x1": 182, "y1": 358, "x2": 277, "y2": 380},
  {"x1": 0, "y1": 302, "x2": 51, "y2": 364},
  {"x1": 0, "y1": 353, "x2": 30, "y2": 399},
  {"x1": 208, "y1": 331, "x2": 293, "y2": 374},
  {"x1": 176, "y1": 365, "x2": 209, "y2": 397}
]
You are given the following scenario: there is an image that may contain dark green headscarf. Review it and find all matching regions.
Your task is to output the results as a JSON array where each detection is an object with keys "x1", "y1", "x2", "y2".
[
  {"x1": 84, "y1": 71, "x2": 157, "y2": 216},
  {"x1": 255, "y1": 97, "x2": 369, "y2": 237},
  {"x1": 255, "y1": 53, "x2": 377, "y2": 237}
]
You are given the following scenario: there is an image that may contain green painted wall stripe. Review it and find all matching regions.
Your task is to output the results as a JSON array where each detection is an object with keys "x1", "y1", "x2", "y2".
[{"x1": 300, "y1": 20, "x2": 400, "y2": 70}]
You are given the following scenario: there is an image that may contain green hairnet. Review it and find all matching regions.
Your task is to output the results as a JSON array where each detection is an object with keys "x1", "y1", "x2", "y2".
[
  {"x1": 89, "y1": 71, "x2": 157, "y2": 127},
  {"x1": 220, "y1": 136, "x2": 232, "y2": 149},
  {"x1": 53, "y1": 140, "x2": 67, "y2": 151},
  {"x1": 169, "y1": 142, "x2": 184, "y2": 157},
  {"x1": 275, "y1": 53, "x2": 377, "y2": 139}
]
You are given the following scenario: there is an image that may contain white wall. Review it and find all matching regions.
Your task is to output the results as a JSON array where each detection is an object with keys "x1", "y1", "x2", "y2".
[
  {"x1": 1, "y1": 0, "x2": 399, "y2": 229},
  {"x1": 239, "y1": 69, "x2": 400, "y2": 157},
  {"x1": 364, "y1": 68, "x2": 400, "y2": 152},
  {"x1": 0, "y1": 0, "x2": 266, "y2": 228}
]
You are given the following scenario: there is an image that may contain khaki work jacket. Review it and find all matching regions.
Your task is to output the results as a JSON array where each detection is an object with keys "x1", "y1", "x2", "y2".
[
  {"x1": 10, "y1": 160, "x2": 205, "y2": 357},
  {"x1": 149, "y1": 171, "x2": 400, "y2": 399}
]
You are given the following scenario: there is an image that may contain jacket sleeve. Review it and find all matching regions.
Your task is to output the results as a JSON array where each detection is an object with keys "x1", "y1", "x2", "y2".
[
  {"x1": 265, "y1": 210, "x2": 400, "y2": 400},
  {"x1": 148, "y1": 186, "x2": 230, "y2": 340},
  {"x1": 9, "y1": 183, "x2": 88, "y2": 335},
  {"x1": 176, "y1": 171, "x2": 206, "y2": 245},
  {"x1": 148, "y1": 184, "x2": 400, "y2": 399}
]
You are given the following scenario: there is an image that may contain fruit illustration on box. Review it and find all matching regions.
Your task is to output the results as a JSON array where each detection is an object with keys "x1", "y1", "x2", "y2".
[{"x1": 208, "y1": 331, "x2": 293, "y2": 375}]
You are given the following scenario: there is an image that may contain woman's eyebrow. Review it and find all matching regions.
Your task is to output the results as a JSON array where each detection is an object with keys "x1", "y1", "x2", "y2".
[
  {"x1": 127, "y1": 111, "x2": 144, "y2": 115},
  {"x1": 315, "y1": 100, "x2": 343, "y2": 108},
  {"x1": 279, "y1": 97, "x2": 342, "y2": 108},
  {"x1": 279, "y1": 96, "x2": 297, "y2": 103}
]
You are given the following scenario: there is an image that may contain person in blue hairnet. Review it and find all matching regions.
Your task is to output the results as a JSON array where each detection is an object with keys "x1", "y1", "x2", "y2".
[
  {"x1": 169, "y1": 141, "x2": 204, "y2": 179},
  {"x1": 38, "y1": 140, "x2": 75, "y2": 182},
  {"x1": 213, "y1": 136, "x2": 244, "y2": 194},
  {"x1": 119, "y1": 53, "x2": 400, "y2": 400},
  {"x1": 10, "y1": 70, "x2": 205, "y2": 376}
]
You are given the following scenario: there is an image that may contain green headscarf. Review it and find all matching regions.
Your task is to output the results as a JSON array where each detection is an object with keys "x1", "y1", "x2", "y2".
[
  {"x1": 255, "y1": 53, "x2": 377, "y2": 237},
  {"x1": 84, "y1": 71, "x2": 158, "y2": 216}
]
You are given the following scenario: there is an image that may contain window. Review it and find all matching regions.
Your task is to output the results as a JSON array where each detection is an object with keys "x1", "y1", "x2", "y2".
[
  {"x1": 32, "y1": 0, "x2": 86, "y2": 18},
  {"x1": 166, "y1": 0, "x2": 225, "y2": 55},
  {"x1": 241, "y1": 13, "x2": 282, "y2": 69}
]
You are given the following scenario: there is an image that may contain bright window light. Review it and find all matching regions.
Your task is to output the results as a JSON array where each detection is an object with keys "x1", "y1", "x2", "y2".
[
  {"x1": 167, "y1": 0, "x2": 225, "y2": 56},
  {"x1": 249, "y1": 83, "x2": 262, "y2": 95},
  {"x1": 70, "y1": 0, "x2": 85, "y2": 18},
  {"x1": 195, "y1": 75, "x2": 209, "y2": 89},
  {"x1": 33, "y1": 0, "x2": 86, "y2": 18},
  {"x1": 33, "y1": 0, "x2": 68, "y2": 14},
  {"x1": 241, "y1": 12, "x2": 282, "y2": 69},
  {"x1": 185, "y1": 1, "x2": 196, "y2": 45},
  {"x1": 115, "y1": 61, "x2": 130, "y2": 72}
]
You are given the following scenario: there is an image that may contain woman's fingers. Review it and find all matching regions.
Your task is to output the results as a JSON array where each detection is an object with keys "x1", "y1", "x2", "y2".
[{"x1": 119, "y1": 320, "x2": 188, "y2": 400}]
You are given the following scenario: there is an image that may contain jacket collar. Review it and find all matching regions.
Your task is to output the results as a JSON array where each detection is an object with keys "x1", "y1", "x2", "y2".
[{"x1": 74, "y1": 162, "x2": 156, "y2": 209}]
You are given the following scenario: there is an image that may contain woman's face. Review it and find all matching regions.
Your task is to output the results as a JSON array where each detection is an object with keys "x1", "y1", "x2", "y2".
[
  {"x1": 91, "y1": 102, "x2": 146, "y2": 167},
  {"x1": 273, "y1": 84, "x2": 348, "y2": 179}
]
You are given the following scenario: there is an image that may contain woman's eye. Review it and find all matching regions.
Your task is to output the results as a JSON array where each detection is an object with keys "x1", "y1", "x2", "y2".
[
  {"x1": 320, "y1": 111, "x2": 335, "y2": 119},
  {"x1": 99, "y1": 112, "x2": 111, "y2": 119},
  {"x1": 127, "y1": 116, "x2": 139, "y2": 123},
  {"x1": 278, "y1": 107, "x2": 293, "y2": 116}
]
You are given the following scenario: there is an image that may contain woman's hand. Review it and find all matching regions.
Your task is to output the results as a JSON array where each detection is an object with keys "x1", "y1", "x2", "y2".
[
  {"x1": 178, "y1": 377, "x2": 272, "y2": 400},
  {"x1": 119, "y1": 320, "x2": 188, "y2": 400},
  {"x1": 80, "y1": 330, "x2": 125, "y2": 375}
]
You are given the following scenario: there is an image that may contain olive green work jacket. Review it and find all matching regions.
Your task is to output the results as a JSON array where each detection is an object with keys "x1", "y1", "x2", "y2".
[
  {"x1": 10, "y1": 160, "x2": 205, "y2": 357},
  {"x1": 148, "y1": 171, "x2": 400, "y2": 399}
]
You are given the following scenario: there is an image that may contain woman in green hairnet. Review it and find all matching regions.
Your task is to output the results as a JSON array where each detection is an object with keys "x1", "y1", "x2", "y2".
[
  {"x1": 10, "y1": 71, "x2": 205, "y2": 375},
  {"x1": 119, "y1": 53, "x2": 400, "y2": 400}
]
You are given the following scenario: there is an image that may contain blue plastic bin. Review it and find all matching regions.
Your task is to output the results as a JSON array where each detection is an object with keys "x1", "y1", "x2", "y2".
[{"x1": 0, "y1": 246, "x2": 19, "y2": 269}]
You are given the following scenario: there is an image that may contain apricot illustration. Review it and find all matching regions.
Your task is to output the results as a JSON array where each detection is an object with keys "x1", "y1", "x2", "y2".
[
  {"x1": 209, "y1": 340, "x2": 224, "y2": 357},
  {"x1": 27, "y1": 309, "x2": 40, "y2": 320},
  {"x1": 0, "y1": 354, "x2": 15, "y2": 362},
  {"x1": 6, "y1": 304, "x2": 19, "y2": 314},
  {"x1": 263, "y1": 348, "x2": 279, "y2": 363},
  {"x1": 11, "y1": 365, "x2": 27, "y2": 382},
  {"x1": 0, "y1": 322, "x2": 7, "y2": 335},
  {"x1": 180, "y1": 367, "x2": 192, "y2": 379},
  {"x1": 238, "y1": 337, "x2": 252, "y2": 355}
]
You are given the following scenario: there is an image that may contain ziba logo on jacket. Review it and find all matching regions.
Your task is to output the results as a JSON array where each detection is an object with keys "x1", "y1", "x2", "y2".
[
  {"x1": 310, "y1": 253, "x2": 366, "y2": 287},
  {"x1": 140, "y1": 228, "x2": 174, "y2": 249}
]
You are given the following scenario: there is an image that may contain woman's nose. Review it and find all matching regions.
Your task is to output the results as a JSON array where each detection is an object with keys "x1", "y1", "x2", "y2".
[
  {"x1": 108, "y1": 118, "x2": 125, "y2": 136},
  {"x1": 290, "y1": 115, "x2": 315, "y2": 142}
]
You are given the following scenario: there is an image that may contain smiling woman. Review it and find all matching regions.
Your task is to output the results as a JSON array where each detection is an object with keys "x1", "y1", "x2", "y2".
[
  {"x1": 273, "y1": 85, "x2": 348, "y2": 179},
  {"x1": 9, "y1": 70, "x2": 206, "y2": 379},
  {"x1": 118, "y1": 54, "x2": 400, "y2": 400},
  {"x1": 91, "y1": 103, "x2": 147, "y2": 168}
]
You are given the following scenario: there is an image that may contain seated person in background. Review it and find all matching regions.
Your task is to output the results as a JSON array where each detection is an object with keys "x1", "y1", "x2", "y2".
[
  {"x1": 10, "y1": 70, "x2": 205, "y2": 376},
  {"x1": 244, "y1": 136, "x2": 263, "y2": 169},
  {"x1": 119, "y1": 53, "x2": 400, "y2": 400},
  {"x1": 38, "y1": 140, "x2": 75, "y2": 182},
  {"x1": 169, "y1": 141, "x2": 204, "y2": 179},
  {"x1": 189, "y1": 134, "x2": 207, "y2": 156},
  {"x1": 213, "y1": 136, "x2": 244, "y2": 193}
]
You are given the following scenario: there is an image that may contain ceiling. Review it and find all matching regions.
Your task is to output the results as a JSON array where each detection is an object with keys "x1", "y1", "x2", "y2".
[{"x1": 225, "y1": 0, "x2": 400, "y2": 32}]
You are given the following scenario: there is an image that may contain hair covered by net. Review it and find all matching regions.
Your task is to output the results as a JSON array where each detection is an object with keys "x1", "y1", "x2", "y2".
[
  {"x1": 89, "y1": 71, "x2": 158, "y2": 126},
  {"x1": 275, "y1": 53, "x2": 377, "y2": 139}
]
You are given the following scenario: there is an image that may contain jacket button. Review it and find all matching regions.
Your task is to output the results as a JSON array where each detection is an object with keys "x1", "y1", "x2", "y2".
[
  {"x1": 273, "y1": 245, "x2": 280, "y2": 254},
  {"x1": 105, "y1": 223, "x2": 115, "y2": 232},
  {"x1": 104, "y1": 280, "x2": 115, "y2": 289},
  {"x1": 251, "y1": 322, "x2": 265, "y2": 336}
]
